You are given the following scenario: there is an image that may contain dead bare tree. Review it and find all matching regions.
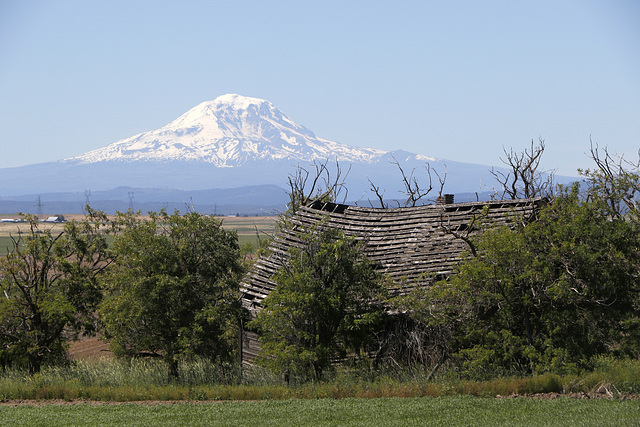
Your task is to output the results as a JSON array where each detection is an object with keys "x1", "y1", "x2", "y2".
[
  {"x1": 368, "y1": 156, "x2": 446, "y2": 208},
  {"x1": 282, "y1": 160, "x2": 350, "y2": 220},
  {"x1": 582, "y1": 141, "x2": 640, "y2": 218},
  {"x1": 490, "y1": 139, "x2": 555, "y2": 200}
]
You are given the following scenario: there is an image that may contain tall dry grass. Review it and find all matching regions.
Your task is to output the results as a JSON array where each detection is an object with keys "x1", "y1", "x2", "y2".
[{"x1": 0, "y1": 356, "x2": 638, "y2": 401}]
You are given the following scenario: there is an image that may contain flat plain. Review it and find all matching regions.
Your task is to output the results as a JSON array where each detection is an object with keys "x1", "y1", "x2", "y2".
[{"x1": 0, "y1": 215, "x2": 278, "y2": 254}]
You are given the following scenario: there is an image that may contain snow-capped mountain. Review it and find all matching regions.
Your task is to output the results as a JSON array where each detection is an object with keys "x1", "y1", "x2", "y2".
[
  {"x1": 67, "y1": 94, "x2": 389, "y2": 166},
  {"x1": 2, "y1": 93, "x2": 555, "y2": 205}
]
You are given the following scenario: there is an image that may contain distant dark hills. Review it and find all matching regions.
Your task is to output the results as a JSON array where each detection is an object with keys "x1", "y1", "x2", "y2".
[{"x1": 0, "y1": 185, "x2": 290, "y2": 216}]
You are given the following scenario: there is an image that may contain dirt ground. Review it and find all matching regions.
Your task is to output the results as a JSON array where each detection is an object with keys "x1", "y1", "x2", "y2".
[
  {"x1": 0, "y1": 399, "x2": 224, "y2": 406},
  {"x1": 0, "y1": 214, "x2": 102, "y2": 237},
  {"x1": 67, "y1": 336, "x2": 114, "y2": 361},
  {"x1": 0, "y1": 220, "x2": 66, "y2": 236}
]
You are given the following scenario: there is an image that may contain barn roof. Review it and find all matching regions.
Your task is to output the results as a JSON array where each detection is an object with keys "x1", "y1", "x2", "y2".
[{"x1": 240, "y1": 197, "x2": 546, "y2": 314}]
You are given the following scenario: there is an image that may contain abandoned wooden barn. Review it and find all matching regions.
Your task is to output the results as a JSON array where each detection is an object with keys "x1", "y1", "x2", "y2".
[{"x1": 239, "y1": 196, "x2": 546, "y2": 365}]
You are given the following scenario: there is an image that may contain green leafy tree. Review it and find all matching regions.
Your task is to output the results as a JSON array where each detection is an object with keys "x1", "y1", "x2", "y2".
[
  {"x1": 250, "y1": 225, "x2": 386, "y2": 381},
  {"x1": 0, "y1": 209, "x2": 112, "y2": 373},
  {"x1": 99, "y1": 210, "x2": 244, "y2": 380},
  {"x1": 420, "y1": 182, "x2": 640, "y2": 377},
  {"x1": 386, "y1": 144, "x2": 640, "y2": 378}
]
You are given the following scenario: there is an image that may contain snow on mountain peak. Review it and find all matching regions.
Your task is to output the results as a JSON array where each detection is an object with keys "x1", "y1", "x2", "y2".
[
  {"x1": 211, "y1": 93, "x2": 269, "y2": 110},
  {"x1": 171, "y1": 94, "x2": 270, "y2": 125},
  {"x1": 66, "y1": 94, "x2": 387, "y2": 167}
]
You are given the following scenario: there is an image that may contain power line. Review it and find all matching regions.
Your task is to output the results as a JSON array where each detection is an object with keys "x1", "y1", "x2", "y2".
[{"x1": 35, "y1": 195, "x2": 43, "y2": 217}]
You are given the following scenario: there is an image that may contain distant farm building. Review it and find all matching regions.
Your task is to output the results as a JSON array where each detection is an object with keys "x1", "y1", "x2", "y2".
[{"x1": 239, "y1": 196, "x2": 546, "y2": 365}]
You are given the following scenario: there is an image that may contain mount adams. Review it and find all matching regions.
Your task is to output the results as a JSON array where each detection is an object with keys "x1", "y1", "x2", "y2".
[{"x1": 0, "y1": 94, "x2": 500, "y2": 201}]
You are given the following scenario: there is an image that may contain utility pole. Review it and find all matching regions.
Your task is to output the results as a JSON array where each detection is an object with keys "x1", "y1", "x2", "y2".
[
  {"x1": 84, "y1": 189, "x2": 92, "y2": 212},
  {"x1": 35, "y1": 195, "x2": 43, "y2": 218}
]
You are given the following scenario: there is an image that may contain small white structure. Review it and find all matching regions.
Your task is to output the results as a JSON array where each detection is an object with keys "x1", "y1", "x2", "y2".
[{"x1": 44, "y1": 216, "x2": 65, "y2": 223}]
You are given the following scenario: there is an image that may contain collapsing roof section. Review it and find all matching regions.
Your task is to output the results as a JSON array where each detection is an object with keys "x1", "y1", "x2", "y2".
[{"x1": 240, "y1": 197, "x2": 546, "y2": 315}]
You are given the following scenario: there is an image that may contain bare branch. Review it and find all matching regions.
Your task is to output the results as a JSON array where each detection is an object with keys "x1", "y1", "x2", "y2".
[
  {"x1": 439, "y1": 209, "x2": 479, "y2": 257},
  {"x1": 392, "y1": 156, "x2": 433, "y2": 207},
  {"x1": 433, "y1": 164, "x2": 447, "y2": 199},
  {"x1": 283, "y1": 160, "x2": 350, "y2": 222},
  {"x1": 366, "y1": 157, "x2": 447, "y2": 208},
  {"x1": 490, "y1": 139, "x2": 555, "y2": 200},
  {"x1": 583, "y1": 139, "x2": 640, "y2": 217},
  {"x1": 368, "y1": 177, "x2": 387, "y2": 208}
]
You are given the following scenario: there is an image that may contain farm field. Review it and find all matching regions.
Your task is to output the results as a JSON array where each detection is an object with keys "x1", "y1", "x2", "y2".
[
  {"x1": 219, "y1": 216, "x2": 278, "y2": 248},
  {"x1": 0, "y1": 215, "x2": 278, "y2": 254},
  {"x1": 0, "y1": 396, "x2": 638, "y2": 426}
]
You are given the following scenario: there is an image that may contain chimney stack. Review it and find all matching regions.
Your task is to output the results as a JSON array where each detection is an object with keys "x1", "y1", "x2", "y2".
[{"x1": 436, "y1": 194, "x2": 454, "y2": 205}]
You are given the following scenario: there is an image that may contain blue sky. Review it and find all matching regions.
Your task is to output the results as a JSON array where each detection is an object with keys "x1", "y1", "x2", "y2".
[{"x1": 1, "y1": 0, "x2": 638, "y2": 176}]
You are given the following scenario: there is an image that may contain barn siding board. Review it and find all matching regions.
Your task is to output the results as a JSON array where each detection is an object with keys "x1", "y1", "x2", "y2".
[{"x1": 240, "y1": 197, "x2": 545, "y2": 364}]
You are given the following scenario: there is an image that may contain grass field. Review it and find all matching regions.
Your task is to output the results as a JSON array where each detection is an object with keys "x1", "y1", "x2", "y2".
[
  {"x1": 0, "y1": 236, "x2": 15, "y2": 255},
  {"x1": 0, "y1": 396, "x2": 638, "y2": 426}
]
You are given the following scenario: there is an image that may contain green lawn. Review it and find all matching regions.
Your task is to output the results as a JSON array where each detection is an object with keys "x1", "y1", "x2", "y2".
[{"x1": 0, "y1": 397, "x2": 638, "y2": 426}]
